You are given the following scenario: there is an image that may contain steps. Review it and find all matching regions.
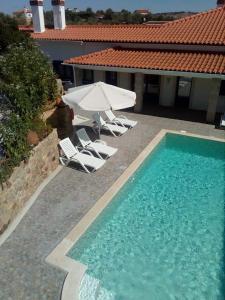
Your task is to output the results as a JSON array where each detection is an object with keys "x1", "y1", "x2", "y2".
[
  {"x1": 96, "y1": 286, "x2": 115, "y2": 300},
  {"x1": 79, "y1": 273, "x2": 115, "y2": 300},
  {"x1": 79, "y1": 274, "x2": 100, "y2": 300}
]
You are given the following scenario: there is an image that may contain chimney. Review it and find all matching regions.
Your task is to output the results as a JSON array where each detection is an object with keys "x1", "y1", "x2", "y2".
[
  {"x1": 30, "y1": 0, "x2": 45, "y2": 33},
  {"x1": 217, "y1": 0, "x2": 225, "y2": 7},
  {"x1": 52, "y1": 0, "x2": 66, "y2": 30}
]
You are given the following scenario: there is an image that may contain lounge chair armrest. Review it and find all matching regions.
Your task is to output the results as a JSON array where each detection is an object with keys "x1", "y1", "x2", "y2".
[
  {"x1": 80, "y1": 149, "x2": 94, "y2": 156},
  {"x1": 94, "y1": 139, "x2": 107, "y2": 145},
  {"x1": 77, "y1": 145, "x2": 84, "y2": 151},
  {"x1": 118, "y1": 115, "x2": 128, "y2": 119},
  {"x1": 107, "y1": 120, "x2": 117, "y2": 126},
  {"x1": 112, "y1": 119, "x2": 125, "y2": 127}
]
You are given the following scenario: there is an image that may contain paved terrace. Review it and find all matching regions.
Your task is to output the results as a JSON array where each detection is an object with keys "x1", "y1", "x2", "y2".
[{"x1": 0, "y1": 111, "x2": 224, "y2": 300}]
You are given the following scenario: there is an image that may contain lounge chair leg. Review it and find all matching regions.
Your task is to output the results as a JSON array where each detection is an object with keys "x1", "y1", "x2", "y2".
[
  {"x1": 109, "y1": 128, "x2": 117, "y2": 137},
  {"x1": 60, "y1": 157, "x2": 69, "y2": 166},
  {"x1": 94, "y1": 150, "x2": 103, "y2": 159},
  {"x1": 79, "y1": 162, "x2": 90, "y2": 173}
]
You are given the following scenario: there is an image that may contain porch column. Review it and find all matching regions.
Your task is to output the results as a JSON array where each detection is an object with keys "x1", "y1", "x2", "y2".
[
  {"x1": 206, "y1": 79, "x2": 221, "y2": 123},
  {"x1": 134, "y1": 73, "x2": 144, "y2": 112},
  {"x1": 74, "y1": 67, "x2": 82, "y2": 86},
  {"x1": 94, "y1": 70, "x2": 105, "y2": 82},
  {"x1": 189, "y1": 78, "x2": 211, "y2": 111},
  {"x1": 159, "y1": 75, "x2": 177, "y2": 107},
  {"x1": 118, "y1": 72, "x2": 131, "y2": 90}
]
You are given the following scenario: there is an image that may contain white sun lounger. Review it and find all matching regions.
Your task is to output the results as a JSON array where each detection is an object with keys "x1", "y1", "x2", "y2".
[
  {"x1": 77, "y1": 128, "x2": 118, "y2": 159},
  {"x1": 59, "y1": 138, "x2": 105, "y2": 173},
  {"x1": 105, "y1": 110, "x2": 137, "y2": 128},
  {"x1": 93, "y1": 113, "x2": 128, "y2": 137}
]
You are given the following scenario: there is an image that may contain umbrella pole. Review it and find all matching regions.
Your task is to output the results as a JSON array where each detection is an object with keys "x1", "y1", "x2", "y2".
[{"x1": 98, "y1": 112, "x2": 101, "y2": 139}]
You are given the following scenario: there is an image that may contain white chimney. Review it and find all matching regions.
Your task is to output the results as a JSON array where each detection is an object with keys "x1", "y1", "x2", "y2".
[
  {"x1": 52, "y1": 0, "x2": 66, "y2": 30},
  {"x1": 30, "y1": 0, "x2": 45, "y2": 33}
]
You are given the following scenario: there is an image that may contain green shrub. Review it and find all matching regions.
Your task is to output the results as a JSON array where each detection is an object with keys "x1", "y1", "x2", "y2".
[
  {"x1": 0, "y1": 114, "x2": 31, "y2": 184},
  {"x1": 0, "y1": 13, "x2": 30, "y2": 54},
  {"x1": 29, "y1": 118, "x2": 52, "y2": 141},
  {"x1": 0, "y1": 14, "x2": 58, "y2": 185},
  {"x1": 0, "y1": 43, "x2": 57, "y2": 118}
]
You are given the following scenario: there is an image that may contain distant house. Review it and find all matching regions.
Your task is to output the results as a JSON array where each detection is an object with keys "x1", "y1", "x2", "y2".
[
  {"x1": 134, "y1": 9, "x2": 150, "y2": 16},
  {"x1": 13, "y1": 7, "x2": 32, "y2": 25},
  {"x1": 153, "y1": 11, "x2": 196, "y2": 21},
  {"x1": 96, "y1": 14, "x2": 105, "y2": 20},
  {"x1": 25, "y1": 0, "x2": 225, "y2": 124},
  {"x1": 66, "y1": 8, "x2": 80, "y2": 13}
]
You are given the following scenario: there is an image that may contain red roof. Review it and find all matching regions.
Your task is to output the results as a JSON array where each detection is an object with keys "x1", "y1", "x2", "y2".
[
  {"x1": 31, "y1": 7, "x2": 225, "y2": 45},
  {"x1": 65, "y1": 48, "x2": 225, "y2": 75},
  {"x1": 18, "y1": 25, "x2": 33, "y2": 32}
]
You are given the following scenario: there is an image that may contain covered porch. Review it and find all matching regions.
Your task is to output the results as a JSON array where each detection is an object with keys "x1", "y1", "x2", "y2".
[{"x1": 63, "y1": 48, "x2": 225, "y2": 124}]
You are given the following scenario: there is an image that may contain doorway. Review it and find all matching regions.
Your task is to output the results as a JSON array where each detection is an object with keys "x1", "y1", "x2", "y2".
[
  {"x1": 175, "y1": 77, "x2": 192, "y2": 108},
  {"x1": 143, "y1": 75, "x2": 160, "y2": 105}
]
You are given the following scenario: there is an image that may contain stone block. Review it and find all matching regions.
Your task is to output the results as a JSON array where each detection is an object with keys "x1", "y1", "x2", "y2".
[{"x1": 0, "y1": 130, "x2": 59, "y2": 233}]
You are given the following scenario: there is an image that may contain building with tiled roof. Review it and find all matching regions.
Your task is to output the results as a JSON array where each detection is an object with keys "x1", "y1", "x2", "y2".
[
  {"x1": 28, "y1": 0, "x2": 225, "y2": 123},
  {"x1": 134, "y1": 9, "x2": 150, "y2": 16},
  {"x1": 13, "y1": 7, "x2": 32, "y2": 25}
]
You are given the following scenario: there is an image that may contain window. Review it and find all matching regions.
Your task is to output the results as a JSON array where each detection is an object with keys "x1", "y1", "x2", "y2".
[
  {"x1": 220, "y1": 80, "x2": 225, "y2": 96},
  {"x1": 106, "y1": 71, "x2": 117, "y2": 86},
  {"x1": 177, "y1": 77, "x2": 192, "y2": 98},
  {"x1": 82, "y1": 69, "x2": 94, "y2": 84}
]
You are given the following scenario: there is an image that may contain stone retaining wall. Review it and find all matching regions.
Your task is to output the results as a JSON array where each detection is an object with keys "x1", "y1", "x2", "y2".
[{"x1": 0, "y1": 129, "x2": 59, "y2": 234}]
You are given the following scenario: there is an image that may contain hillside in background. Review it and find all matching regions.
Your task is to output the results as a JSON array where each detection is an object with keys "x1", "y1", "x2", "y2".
[{"x1": 14, "y1": 8, "x2": 197, "y2": 26}]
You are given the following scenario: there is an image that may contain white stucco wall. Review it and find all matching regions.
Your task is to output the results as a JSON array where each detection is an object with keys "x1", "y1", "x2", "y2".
[
  {"x1": 117, "y1": 72, "x2": 131, "y2": 90},
  {"x1": 94, "y1": 70, "x2": 105, "y2": 82},
  {"x1": 189, "y1": 78, "x2": 224, "y2": 113},
  {"x1": 189, "y1": 78, "x2": 211, "y2": 111},
  {"x1": 159, "y1": 76, "x2": 177, "y2": 107},
  {"x1": 134, "y1": 73, "x2": 144, "y2": 112}
]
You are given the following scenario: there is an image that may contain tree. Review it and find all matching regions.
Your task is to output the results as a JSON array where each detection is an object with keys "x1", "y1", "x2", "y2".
[
  {"x1": 0, "y1": 43, "x2": 57, "y2": 118},
  {"x1": 0, "y1": 13, "x2": 29, "y2": 53},
  {"x1": 86, "y1": 7, "x2": 94, "y2": 16},
  {"x1": 104, "y1": 8, "x2": 113, "y2": 21},
  {"x1": 0, "y1": 14, "x2": 57, "y2": 184},
  {"x1": 131, "y1": 13, "x2": 143, "y2": 24}
]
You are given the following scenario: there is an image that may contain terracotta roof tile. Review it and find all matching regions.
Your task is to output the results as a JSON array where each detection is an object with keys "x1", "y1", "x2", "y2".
[
  {"x1": 31, "y1": 7, "x2": 225, "y2": 45},
  {"x1": 64, "y1": 48, "x2": 225, "y2": 75}
]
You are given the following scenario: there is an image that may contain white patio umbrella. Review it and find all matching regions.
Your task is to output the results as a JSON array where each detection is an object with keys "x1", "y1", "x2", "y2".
[
  {"x1": 62, "y1": 81, "x2": 136, "y2": 112},
  {"x1": 62, "y1": 81, "x2": 136, "y2": 137}
]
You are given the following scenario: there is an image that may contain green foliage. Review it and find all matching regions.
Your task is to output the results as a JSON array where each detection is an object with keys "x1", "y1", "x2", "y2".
[
  {"x1": 51, "y1": 8, "x2": 174, "y2": 25},
  {"x1": 0, "y1": 13, "x2": 58, "y2": 184},
  {"x1": 0, "y1": 114, "x2": 31, "y2": 184},
  {"x1": 0, "y1": 114, "x2": 30, "y2": 163},
  {"x1": 0, "y1": 13, "x2": 30, "y2": 53},
  {"x1": 29, "y1": 117, "x2": 52, "y2": 140},
  {"x1": 43, "y1": 8, "x2": 176, "y2": 26},
  {"x1": 0, "y1": 43, "x2": 57, "y2": 118}
]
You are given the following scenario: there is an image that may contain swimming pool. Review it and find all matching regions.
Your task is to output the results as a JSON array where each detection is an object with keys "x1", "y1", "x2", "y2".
[{"x1": 68, "y1": 133, "x2": 225, "y2": 300}]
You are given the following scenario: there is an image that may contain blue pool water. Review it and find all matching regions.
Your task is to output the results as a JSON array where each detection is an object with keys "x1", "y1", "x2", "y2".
[{"x1": 69, "y1": 134, "x2": 225, "y2": 299}]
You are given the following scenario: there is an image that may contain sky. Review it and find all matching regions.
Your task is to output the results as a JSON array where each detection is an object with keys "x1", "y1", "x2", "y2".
[{"x1": 0, "y1": 0, "x2": 217, "y2": 14}]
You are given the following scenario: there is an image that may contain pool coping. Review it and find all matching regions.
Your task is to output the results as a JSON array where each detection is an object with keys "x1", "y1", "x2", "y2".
[{"x1": 46, "y1": 129, "x2": 225, "y2": 300}]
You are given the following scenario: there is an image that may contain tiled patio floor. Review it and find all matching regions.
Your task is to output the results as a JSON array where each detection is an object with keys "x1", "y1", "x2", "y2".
[{"x1": 0, "y1": 111, "x2": 224, "y2": 300}]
